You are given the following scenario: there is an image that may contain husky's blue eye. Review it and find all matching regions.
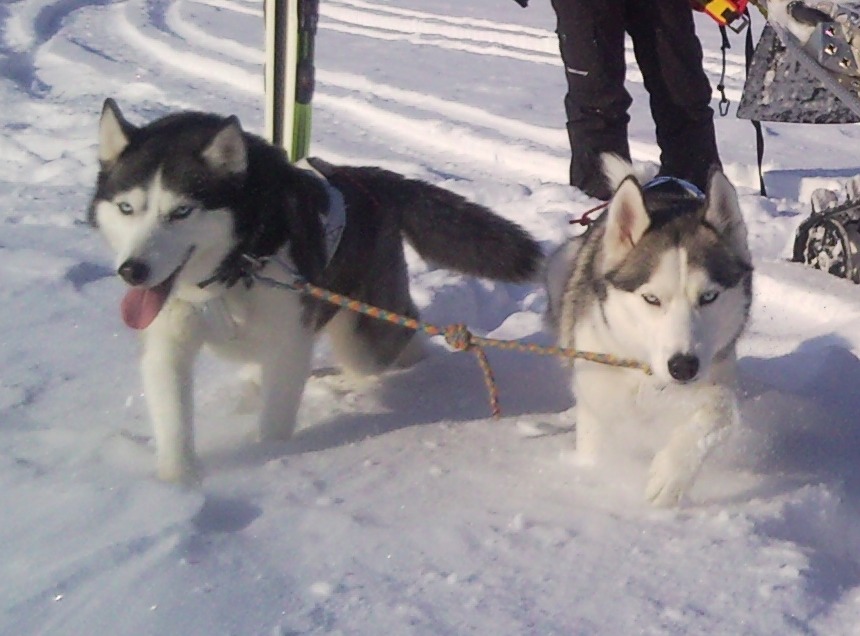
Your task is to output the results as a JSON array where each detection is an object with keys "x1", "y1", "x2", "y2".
[
  {"x1": 700, "y1": 290, "x2": 720, "y2": 305},
  {"x1": 169, "y1": 205, "x2": 195, "y2": 220},
  {"x1": 117, "y1": 202, "x2": 133, "y2": 215},
  {"x1": 641, "y1": 293, "x2": 661, "y2": 307}
]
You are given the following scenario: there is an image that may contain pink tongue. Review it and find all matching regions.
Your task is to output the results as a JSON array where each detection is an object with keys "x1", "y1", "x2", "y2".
[{"x1": 121, "y1": 287, "x2": 167, "y2": 330}]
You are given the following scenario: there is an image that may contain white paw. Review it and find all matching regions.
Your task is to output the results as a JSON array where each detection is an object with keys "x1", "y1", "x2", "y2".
[
  {"x1": 645, "y1": 449, "x2": 693, "y2": 507},
  {"x1": 574, "y1": 433, "x2": 599, "y2": 466},
  {"x1": 571, "y1": 447, "x2": 598, "y2": 468}
]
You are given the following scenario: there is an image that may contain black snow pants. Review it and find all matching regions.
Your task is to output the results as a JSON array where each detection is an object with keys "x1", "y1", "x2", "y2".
[{"x1": 550, "y1": 0, "x2": 721, "y2": 199}]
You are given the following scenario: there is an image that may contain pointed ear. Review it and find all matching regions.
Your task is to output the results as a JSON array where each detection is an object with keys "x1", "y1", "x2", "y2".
[
  {"x1": 98, "y1": 98, "x2": 134, "y2": 166},
  {"x1": 600, "y1": 176, "x2": 650, "y2": 272},
  {"x1": 201, "y1": 116, "x2": 248, "y2": 176},
  {"x1": 704, "y1": 170, "x2": 751, "y2": 264}
]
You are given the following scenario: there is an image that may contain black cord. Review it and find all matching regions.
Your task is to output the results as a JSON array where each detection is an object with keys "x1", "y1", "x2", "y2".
[{"x1": 717, "y1": 25, "x2": 731, "y2": 117}]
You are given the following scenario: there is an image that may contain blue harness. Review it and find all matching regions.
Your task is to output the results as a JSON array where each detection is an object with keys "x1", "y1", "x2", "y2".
[
  {"x1": 571, "y1": 175, "x2": 705, "y2": 227},
  {"x1": 642, "y1": 176, "x2": 705, "y2": 200}
]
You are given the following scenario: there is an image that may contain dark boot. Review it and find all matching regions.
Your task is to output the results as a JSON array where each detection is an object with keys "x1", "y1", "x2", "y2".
[
  {"x1": 567, "y1": 123, "x2": 630, "y2": 200},
  {"x1": 627, "y1": 0, "x2": 721, "y2": 192},
  {"x1": 552, "y1": 0, "x2": 630, "y2": 200}
]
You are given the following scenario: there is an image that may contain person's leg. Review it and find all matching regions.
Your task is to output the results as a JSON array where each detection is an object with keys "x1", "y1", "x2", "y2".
[
  {"x1": 551, "y1": 0, "x2": 630, "y2": 199},
  {"x1": 627, "y1": 0, "x2": 720, "y2": 191}
]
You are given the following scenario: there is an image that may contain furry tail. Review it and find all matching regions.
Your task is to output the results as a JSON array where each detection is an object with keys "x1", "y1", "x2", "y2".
[
  {"x1": 400, "y1": 183, "x2": 542, "y2": 282},
  {"x1": 343, "y1": 167, "x2": 542, "y2": 282}
]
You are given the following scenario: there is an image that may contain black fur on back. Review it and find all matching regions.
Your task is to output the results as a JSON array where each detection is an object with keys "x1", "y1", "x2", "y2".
[
  {"x1": 221, "y1": 137, "x2": 330, "y2": 284},
  {"x1": 300, "y1": 159, "x2": 542, "y2": 334},
  {"x1": 310, "y1": 161, "x2": 542, "y2": 283}
]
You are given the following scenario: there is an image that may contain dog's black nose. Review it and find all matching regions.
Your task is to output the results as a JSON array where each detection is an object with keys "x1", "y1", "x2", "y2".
[
  {"x1": 668, "y1": 353, "x2": 699, "y2": 382},
  {"x1": 118, "y1": 259, "x2": 150, "y2": 286}
]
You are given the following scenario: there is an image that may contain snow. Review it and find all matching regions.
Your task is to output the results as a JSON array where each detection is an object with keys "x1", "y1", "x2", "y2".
[{"x1": 2, "y1": 0, "x2": 860, "y2": 633}]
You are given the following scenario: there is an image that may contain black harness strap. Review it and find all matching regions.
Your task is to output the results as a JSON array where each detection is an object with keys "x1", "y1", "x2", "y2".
[
  {"x1": 717, "y1": 12, "x2": 767, "y2": 197},
  {"x1": 717, "y1": 25, "x2": 732, "y2": 117},
  {"x1": 743, "y1": 8, "x2": 768, "y2": 197}
]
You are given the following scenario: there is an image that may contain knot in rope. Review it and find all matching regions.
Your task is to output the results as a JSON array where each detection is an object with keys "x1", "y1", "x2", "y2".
[{"x1": 443, "y1": 323, "x2": 474, "y2": 351}]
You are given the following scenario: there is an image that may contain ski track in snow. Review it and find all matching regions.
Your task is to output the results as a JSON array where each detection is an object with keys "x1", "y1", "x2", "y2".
[
  {"x1": 4, "y1": 0, "x2": 744, "y2": 179},
  {"x1": 3, "y1": 0, "x2": 860, "y2": 633}
]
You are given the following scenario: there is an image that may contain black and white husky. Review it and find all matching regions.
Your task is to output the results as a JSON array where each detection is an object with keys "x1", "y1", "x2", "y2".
[
  {"x1": 546, "y1": 157, "x2": 753, "y2": 506},
  {"x1": 89, "y1": 99, "x2": 541, "y2": 482}
]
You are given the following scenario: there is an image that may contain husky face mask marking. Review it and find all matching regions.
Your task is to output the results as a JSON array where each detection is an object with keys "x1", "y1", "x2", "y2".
[
  {"x1": 545, "y1": 156, "x2": 753, "y2": 506},
  {"x1": 92, "y1": 101, "x2": 240, "y2": 328},
  {"x1": 599, "y1": 177, "x2": 753, "y2": 384}
]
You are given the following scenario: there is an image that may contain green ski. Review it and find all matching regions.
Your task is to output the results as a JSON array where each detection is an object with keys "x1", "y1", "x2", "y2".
[{"x1": 264, "y1": 0, "x2": 319, "y2": 161}]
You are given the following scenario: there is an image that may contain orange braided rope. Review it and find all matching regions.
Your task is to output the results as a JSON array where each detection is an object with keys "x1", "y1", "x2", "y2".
[{"x1": 249, "y1": 265, "x2": 651, "y2": 418}]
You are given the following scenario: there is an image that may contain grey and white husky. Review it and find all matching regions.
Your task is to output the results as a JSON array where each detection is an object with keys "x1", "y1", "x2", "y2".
[
  {"x1": 89, "y1": 99, "x2": 542, "y2": 483},
  {"x1": 546, "y1": 157, "x2": 753, "y2": 506}
]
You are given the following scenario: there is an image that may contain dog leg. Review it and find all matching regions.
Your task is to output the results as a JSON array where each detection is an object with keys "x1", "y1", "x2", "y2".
[
  {"x1": 235, "y1": 363, "x2": 262, "y2": 413},
  {"x1": 393, "y1": 332, "x2": 426, "y2": 369},
  {"x1": 141, "y1": 304, "x2": 203, "y2": 483},
  {"x1": 573, "y1": 400, "x2": 605, "y2": 466},
  {"x1": 257, "y1": 332, "x2": 314, "y2": 441},
  {"x1": 645, "y1": 385, "x2": 739, "y2": 506},
  {"x1": 571, "y1": 366, "x2": 618, "y2": 465},
  {"x1": 325, "y1": 310, "x2": 420, "y2": 376}
]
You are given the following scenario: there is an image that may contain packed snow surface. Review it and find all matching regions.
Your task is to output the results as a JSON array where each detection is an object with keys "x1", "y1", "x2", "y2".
[{"x1": 3, "y1": 1, "x2": 860, "y2": 633}]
